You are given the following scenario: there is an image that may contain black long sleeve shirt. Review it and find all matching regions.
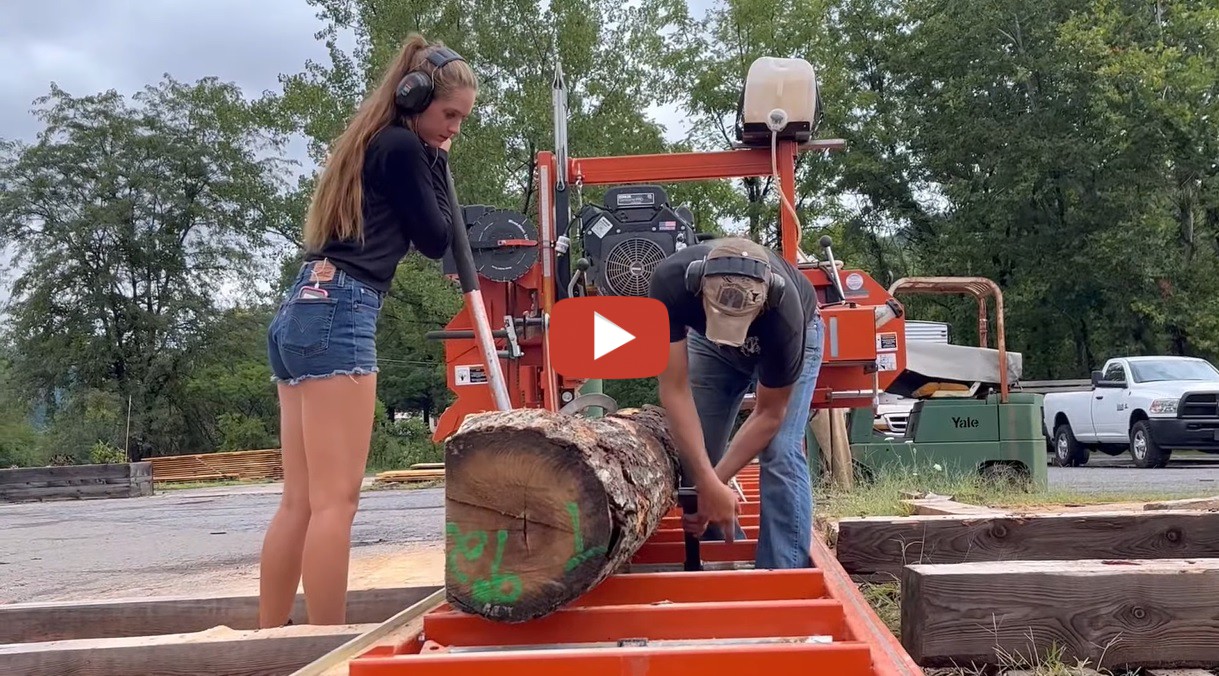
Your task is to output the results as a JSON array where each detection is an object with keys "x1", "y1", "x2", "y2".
[{"x1": 305, "y1": 124, "x2": 453, "y2": 292}]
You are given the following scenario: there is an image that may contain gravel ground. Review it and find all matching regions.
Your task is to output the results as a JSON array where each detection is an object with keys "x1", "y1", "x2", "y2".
[
  {"x1": 0, "y1": 484, "x2": 445, "y2": 604},
  {"x1": 4, "y1": 455, "x2": 1219, "y2": 605},
  {"x1": 1049, "y1": 451, "x2": 1219, "y2": 495}
]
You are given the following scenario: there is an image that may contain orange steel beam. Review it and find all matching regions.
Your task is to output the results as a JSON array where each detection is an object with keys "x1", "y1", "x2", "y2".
[
  {"x1": 660, "y1": 513, "x2": 759, "y2": 529},
  {"x1": 631, "y1": 539, "x2": 758, "y2": 566},
  {"x1": 351, "y1": 643, "x2": 877, "y2": 675},
  {"x1": 568, "y1": 139, "x2": 845, "y2": 186},
  {"x1": 568, "y1": 569, "x2": 827, "y2": 607},
  {"x1": 422, "y1": 599, "x2": 846, "y2": 646},
  {"x1": 810, "y1": 533, "x2": 924, "y2": 676},
  {"x1": 647, "y1": 526, "x2": 760, "y2": 542},
  {"x1": 776, "y1": 139, "x2": 799, "y2": 262}
]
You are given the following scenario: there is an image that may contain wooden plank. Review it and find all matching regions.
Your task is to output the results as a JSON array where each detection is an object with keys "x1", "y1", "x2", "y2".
[
  {"x1": 291, "y1": 588, "x2": 445, "y2": 676},
  {"x1": 0, "y1": 462, "x2": 154, "y2": 503},
  {"x1": 836, "y1": 510, "x2": 1219, "y2": 577},
  {"x1": 0, "y1": 585, "x2": 441, "y2": 643},
  {"x1": 0, "y1": 622, "x2": 378, "y2": 676},
  {"x1": 0, "y1": 462, "x2": 149, "y2": 483},
  {"x1": 901, "y1": 558, "x2": 1219, "y2": 668},
  {"x1": 1145, "y1": 496, "x2": 1219, "y2": 511},
  {"x1": 900, "y1": 498, "x2": 1008, "y2": 516},
  {"x1": 0, "y1": 482, "x2": 148, "y2": 502}
]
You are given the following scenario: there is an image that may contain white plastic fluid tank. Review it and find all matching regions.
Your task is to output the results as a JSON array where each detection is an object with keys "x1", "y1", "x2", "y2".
[{"x1": 740, "y1": 57, "x2": 819, "y2": 144}]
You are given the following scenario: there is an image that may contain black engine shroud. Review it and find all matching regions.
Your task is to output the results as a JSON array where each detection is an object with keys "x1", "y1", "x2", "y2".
[{"x1": 578, "y1": 185, "x2": 698, "y2": 297}]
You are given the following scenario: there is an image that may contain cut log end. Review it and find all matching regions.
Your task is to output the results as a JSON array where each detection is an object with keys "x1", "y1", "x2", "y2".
[{"x1": 442, "y1": 407, "x2": 678, "y2": 623}]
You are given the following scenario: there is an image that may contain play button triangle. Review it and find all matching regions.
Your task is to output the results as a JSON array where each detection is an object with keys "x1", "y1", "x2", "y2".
[{"x1": 593, "y1": 311, "x2": 635, "y2": 360}]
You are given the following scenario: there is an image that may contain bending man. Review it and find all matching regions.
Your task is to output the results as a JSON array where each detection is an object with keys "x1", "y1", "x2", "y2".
[{"x1": 648, "y1": 237, "x2": 824, "y2": 569}]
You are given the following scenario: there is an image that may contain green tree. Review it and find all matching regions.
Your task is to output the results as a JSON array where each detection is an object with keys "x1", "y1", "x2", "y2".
[{"x1": 0, "y1": 77, "x2": 299, "y2": 458}]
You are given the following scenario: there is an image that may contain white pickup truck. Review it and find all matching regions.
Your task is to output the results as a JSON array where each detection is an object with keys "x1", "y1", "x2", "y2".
[{"x1": 1042, "y1": 356, "x2": 1219, "y2": 468}]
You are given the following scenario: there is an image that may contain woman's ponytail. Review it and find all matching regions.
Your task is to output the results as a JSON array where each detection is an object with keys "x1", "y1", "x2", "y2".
[{"x1": 302, "y1": 33, "x2": 443, "y2": 253}]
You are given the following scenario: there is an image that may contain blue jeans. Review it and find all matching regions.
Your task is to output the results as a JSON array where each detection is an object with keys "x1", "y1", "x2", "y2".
[
  {"x1": 686, "y1": 314, "x2": 824, "y2": 569},
  {"x1": 267, "y1": 260, "x2": 384, "y2": 386}
]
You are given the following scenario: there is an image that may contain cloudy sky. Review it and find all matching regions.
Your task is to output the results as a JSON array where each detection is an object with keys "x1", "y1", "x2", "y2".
[
  {"x1": 1, "y1": 0, "x2": 354, "y2": 169},
  {"x1": 0, "y1": 0, "x2": 705, "y2": 308},
  {"x1": 1, "y1": 0, "x2": 694, "y2": 158}
]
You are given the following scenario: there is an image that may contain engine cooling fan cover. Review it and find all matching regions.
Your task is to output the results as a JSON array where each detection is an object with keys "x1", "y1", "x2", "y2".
[{"x1": 601, "y1": 236, "x2": 669, "y2": 296}]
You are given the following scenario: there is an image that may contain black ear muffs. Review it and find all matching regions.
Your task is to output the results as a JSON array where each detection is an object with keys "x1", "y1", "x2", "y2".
[
  {"x1": 395, "y1": 46, "x2": 466, "y2": 117},
  {"x1": 684, "y1": 256, "x2": 786, "y2": 310}
]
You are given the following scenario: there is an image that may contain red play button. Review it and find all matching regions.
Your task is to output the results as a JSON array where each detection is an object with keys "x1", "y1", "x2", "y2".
[{"x1": 550, "y1": 297, "x2": 670, "y2": 379}]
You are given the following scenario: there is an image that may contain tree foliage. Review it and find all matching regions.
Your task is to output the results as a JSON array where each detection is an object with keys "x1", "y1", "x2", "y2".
[{"x1": 2, "y1": 0, "x2": 1219, "y2": 466}]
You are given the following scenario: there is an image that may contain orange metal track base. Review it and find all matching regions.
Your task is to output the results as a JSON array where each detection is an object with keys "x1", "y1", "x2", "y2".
[{"x1": 346, "y1": 466, "x2": 922, "y2": 676}]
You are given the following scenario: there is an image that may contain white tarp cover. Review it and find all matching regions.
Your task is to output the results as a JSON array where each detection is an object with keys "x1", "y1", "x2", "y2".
[{"x1": 904, "y1": 341, "x2": 1023, "y2": 385}]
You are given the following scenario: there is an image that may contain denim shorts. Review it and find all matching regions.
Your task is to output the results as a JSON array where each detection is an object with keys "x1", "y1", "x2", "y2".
[{"x1": 267, "y1": 260, "x2": 384, "y2": 386}]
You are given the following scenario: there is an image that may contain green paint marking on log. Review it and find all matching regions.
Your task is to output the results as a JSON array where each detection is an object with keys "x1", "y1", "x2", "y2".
[
  {"x1": 445, "y1": 522, "x2": 486, "y2": 584},
  {"x1": 470, "y1": 529, "x2": 523, "y2": 604},
  {"x1": 564, "y1": 502, "x2": 608, "y2": 572}
]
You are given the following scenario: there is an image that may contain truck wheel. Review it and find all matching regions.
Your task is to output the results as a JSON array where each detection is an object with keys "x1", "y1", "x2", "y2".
[
  {"x1": 1052, "y1": 423, "x2": 1089, "y2": 467},
  {"x1": 1130, "y1": 420, "x2": 1171, "y2": 469}
]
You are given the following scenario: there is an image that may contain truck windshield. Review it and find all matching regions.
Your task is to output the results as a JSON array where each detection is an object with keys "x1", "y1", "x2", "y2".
[{"x1": 1128, "y1": 359, "x2": 1219, "y2": 383}]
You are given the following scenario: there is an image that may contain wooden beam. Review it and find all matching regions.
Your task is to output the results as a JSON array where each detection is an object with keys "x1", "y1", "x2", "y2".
[
  {"x1": 1144, "y1": 496, "x2": 1219, "y2": 511},
  {"x1": 0, "y1": 462, "x2": 153, "y2": 503},
  {"x1": 0, "y1": 585, "x2": 440, "y2": 643},
  {"x1": 900, "y1": 498, "x2": 1007, "y2": 516},
  {"x1": 290, "y1": 588, "x2": 445, "y2": 676},
  {"x1": 0, "y1": 622, "x2": 379, "y2": 676},
  {"x1": 835, "y1": 510, "x2": 1219, "y2": 577},
  {"x1": 901, "y1": 559, "x2": 1219, "y2": 669}
]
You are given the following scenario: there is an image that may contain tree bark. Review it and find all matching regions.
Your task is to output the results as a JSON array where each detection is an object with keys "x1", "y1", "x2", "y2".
[{"x1": 442, "y1": 405, "x2": 680, "y2": 623}]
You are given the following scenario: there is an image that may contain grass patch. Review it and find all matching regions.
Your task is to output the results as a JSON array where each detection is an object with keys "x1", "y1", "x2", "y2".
[{"x1": 814, "y1": 460, "x2": 1215, "y2": 520}]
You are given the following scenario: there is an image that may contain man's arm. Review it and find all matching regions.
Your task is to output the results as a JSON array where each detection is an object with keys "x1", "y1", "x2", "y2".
[
  {"x1": 658, "y1": 339, "x2": 741, "y2": 539},
  {"x1": 714, "y1": 383, "x2": 791, "y2": 482},
  {"x1": 714, "y1": 301, "x2": 807, "y2": 482},
  {"x1": 657, "y1": 340, "x2": 718, "y2": 487}
]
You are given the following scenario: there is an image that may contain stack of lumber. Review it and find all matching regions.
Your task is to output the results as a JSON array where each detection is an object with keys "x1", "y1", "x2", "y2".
[
  {"x1": 0, "y1": 462, "x2": 153, "y2": 503},
  {"x1": 832, "y1": 497, "x2": 1219, "y2": 671},
  {"x1": 147, "y1": 449, "x2": 283, "y2": 483},
  {"x1": 373, "y1": 463, "x2": 445, "y2": 485}
]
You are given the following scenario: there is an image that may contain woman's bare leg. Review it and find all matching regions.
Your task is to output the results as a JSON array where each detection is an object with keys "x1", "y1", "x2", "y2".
[
  {"x1": 299, "y1": 372, "x2": 378, "y2": 624},
  {"x1": 258, "y1": 382, "x2": 311, "y2": 628}
]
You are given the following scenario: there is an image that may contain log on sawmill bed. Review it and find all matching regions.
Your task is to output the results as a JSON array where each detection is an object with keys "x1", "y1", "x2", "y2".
[
  {"x1": 443, "y1": 406, "x2": 680, "y2": 623},
  {"x1": 0, "y1": 463, "x2": 153, "y2": 503}
]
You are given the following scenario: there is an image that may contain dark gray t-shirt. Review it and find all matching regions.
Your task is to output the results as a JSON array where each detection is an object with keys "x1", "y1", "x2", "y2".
[{"x1": 648, "y1": 243, "x2": 819, "y2": 388}]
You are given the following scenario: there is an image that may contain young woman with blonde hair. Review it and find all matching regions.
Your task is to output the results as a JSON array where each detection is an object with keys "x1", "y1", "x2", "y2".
[{"x1": 260, "y1": 33, "x2": 477, "y2": 627}]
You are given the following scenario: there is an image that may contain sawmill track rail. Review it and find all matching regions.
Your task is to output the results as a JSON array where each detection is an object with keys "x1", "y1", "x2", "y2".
[{"x1": 301, "y1": 465, "x2": 922, "y2": 676}]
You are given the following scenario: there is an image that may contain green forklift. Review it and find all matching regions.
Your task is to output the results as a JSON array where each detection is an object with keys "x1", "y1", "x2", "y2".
[{"x1": 801, "y1": 277, "x2": 1049, "y2": 491}]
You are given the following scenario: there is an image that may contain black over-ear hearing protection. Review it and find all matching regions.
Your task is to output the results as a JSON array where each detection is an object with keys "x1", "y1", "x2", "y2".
[
  {"x1": 684, "y1": 253, "x2": 786, "y2": 310},
  {"x1": 395, "y1": 46, "x2": 466, "y2": 116}
]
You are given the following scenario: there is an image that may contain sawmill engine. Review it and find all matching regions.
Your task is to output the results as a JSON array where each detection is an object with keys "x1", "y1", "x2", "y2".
[{"x1": 575, "y1": 185, "x2": 698, "y2": 297}]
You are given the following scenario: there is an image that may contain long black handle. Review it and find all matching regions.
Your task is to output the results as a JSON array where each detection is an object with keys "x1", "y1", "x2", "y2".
[
  {"x1": 444, "y1": 169, "x2": 480, "y2": 294},
  {"x1": 442, "y1": 167, "x2": 512, "y2": 411},
  {"x1": 677, "y1": 488, "x2": 702, "y2": 572}
]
